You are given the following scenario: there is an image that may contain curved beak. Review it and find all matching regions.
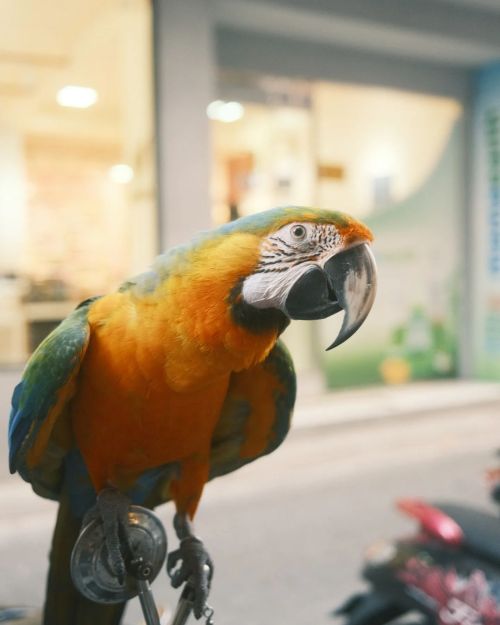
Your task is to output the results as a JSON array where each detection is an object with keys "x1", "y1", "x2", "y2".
[
  {"x1": 324, "y1": 243, "x2": 377, "y2": 350},
  {"x1": 284, "y1": 242, "x2": 377, "y2": 349}
]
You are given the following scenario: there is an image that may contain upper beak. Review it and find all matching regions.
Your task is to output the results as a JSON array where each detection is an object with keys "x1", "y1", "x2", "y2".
[
  {"x1": 284, "y1": 242, "x2": 377, "y2": 350},
  {"x1": 324, "y1": 243, "x2": 377, "y2": 350}
]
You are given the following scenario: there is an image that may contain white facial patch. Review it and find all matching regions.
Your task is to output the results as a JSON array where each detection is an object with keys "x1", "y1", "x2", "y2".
[{"x1": 242, "y1": 262, "x2": 315, "y2": 310}]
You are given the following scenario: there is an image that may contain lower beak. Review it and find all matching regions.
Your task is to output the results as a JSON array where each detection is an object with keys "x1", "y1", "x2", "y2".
[{"x1": 284, "y1": 243, "x2": 377, "y2": 350}]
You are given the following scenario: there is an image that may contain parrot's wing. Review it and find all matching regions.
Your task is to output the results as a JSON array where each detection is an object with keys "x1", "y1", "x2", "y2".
[
  {"x1": 208, "y1": 339, "x2": 296, "y2": 480},
  {"x1": 8, "y1": 300, "x2": 94, "y2": 498}
]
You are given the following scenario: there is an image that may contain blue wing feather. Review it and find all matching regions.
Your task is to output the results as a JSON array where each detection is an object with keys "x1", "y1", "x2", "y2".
[
  {"x1": 8, "y1": 383, "x2": 32, "y2": 472},
  {"x1": 8, "y1": 303, "x2": 92, "y2": 495}
]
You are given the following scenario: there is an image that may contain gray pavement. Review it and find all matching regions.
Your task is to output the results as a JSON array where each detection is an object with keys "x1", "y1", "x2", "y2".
[{"x1": 0, "y1": 385, "x2": 497, "y2": 625}]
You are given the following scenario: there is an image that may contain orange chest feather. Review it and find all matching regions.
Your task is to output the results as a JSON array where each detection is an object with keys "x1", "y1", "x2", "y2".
[
  {"x1": 71, "y1": 279, "x2": 278, "y2": 487},
  {"x1": 71, "y1": 346, "x2": 231, "y2": 486}
]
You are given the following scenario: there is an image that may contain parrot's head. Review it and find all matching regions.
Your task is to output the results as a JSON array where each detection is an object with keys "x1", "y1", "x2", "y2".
[{"x1": 222, "y1": 206, "x2": 377, "y2": 350}]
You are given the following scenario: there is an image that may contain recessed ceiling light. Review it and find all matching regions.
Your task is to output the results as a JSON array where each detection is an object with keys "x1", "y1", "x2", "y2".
[
  {"x1": 206, "y1": 100, "x2": 244, "y2": 123},
  {"x1": 108, "y1": 164, "x2": 134, "y2": 184},
  {"x1": 57, "y1": 85, "x2": 98, "y2": 109}
]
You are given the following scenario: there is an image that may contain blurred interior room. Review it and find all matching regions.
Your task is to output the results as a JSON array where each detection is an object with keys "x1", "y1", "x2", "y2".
[
  {"x1": 1, "y1": 0, "x2": 500, "y2": 392},
  {"x1": 0, "y1": 0, "x2": 156, "y2": 364}
]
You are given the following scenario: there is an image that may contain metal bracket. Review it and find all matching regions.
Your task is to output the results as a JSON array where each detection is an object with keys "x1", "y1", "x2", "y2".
[
  {"x1": 169, "y1": 577, "x2": 215, "y2": 625},
  {"x1": 70, "y1": 505, "x2": 214, "y2": 625},
  {"x1": 70, "y1": 505, "x2": 166, "y2": 605}
]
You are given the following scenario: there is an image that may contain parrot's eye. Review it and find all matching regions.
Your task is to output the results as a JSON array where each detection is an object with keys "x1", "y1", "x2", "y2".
[{"x1": 290, "y1": 224, "x2": 307, "y2": 242}]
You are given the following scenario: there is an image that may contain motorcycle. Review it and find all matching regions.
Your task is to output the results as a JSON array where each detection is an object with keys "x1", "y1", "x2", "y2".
[{"x1": 334, "y1": 467, "x2": 500, "y2": 625}]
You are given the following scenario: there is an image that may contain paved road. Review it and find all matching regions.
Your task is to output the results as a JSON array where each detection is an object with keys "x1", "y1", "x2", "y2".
[{"x1": 0, "y1": 395, "x2": 497, "y2": 625}]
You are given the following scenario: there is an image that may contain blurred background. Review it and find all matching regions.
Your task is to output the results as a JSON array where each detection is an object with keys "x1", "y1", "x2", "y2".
[{"x1": 0, "y1": 1, "x2": 499, "y2": 624}]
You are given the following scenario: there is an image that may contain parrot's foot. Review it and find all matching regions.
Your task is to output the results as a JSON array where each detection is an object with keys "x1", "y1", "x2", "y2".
[
  {"x1": 82, "y1": 487, "x2": 133, "y2": 584},
  {"x1": 167, "y1": 514, "x2": 214, "y2": 619}
]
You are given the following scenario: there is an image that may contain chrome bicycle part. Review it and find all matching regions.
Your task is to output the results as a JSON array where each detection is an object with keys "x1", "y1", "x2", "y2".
[
  {"x1": 170, "y1": 576, "x2": 215, "y2": 625},
  {"x1": 70, "y1": 505, "x2": 167, "y2": 605}
]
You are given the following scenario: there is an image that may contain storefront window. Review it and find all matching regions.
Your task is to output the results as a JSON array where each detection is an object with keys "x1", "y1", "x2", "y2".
[
  {"x1": 211, "y1": 102, "x2": 315, "y2": 224},
  {"x1": 211, "y1": 77, "x2": 464, "y2": 385},
  {"x1": 0, "y1": 0, "x2": 156, "y2": 365}
]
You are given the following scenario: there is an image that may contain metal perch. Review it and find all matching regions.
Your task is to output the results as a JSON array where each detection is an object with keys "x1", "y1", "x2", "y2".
[{"x1": 69, "y1": 505, "x2": 214, "y2": 625}]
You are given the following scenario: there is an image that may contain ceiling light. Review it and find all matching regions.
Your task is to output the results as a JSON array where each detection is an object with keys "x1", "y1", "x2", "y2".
[
  {"x1": 206, "y1": 100, "x2": 225, "y2": 119},
  {"x1": 108, "y1": 164, "x2": 134, "y2": 184},
  {"x1": 206, "y1": 100, "x2": 244, "y2": 123},
  {"x1": 57, "y1": 85, "x2": 98, "y2": 109},
  {"x1": 364, "y1": 144, "x2": 398, "y2": 179}
]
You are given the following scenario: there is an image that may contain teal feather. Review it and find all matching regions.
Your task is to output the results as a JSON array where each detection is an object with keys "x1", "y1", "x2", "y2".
[{"x1": 8, "y1": 302, "x2": 92, "y2": 498}]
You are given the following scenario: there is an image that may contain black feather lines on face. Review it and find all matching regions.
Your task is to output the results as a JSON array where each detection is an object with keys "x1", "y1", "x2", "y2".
[
  {"x1": 228, "y1": 279, "x2": 289, "y2": 335},
  {"x1": 255, "y1": 223, "x2": 342, "y2": 275}
]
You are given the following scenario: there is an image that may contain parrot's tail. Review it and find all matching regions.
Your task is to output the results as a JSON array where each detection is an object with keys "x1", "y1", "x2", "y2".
[{"x1": 43, "y1": 491, "x2": 126, "y2": 625}]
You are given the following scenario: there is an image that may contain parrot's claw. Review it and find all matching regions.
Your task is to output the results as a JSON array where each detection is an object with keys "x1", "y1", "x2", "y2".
[
  {"x1": 167, "y1": 536, "x2": 214, "y2": 619},
  {"x1": 83, "y1": 487, "x2": 133, "y2": 584}
]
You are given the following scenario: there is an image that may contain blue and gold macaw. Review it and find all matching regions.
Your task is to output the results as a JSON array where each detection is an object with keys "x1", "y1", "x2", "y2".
[{"x1": 8, "y1": 207, "x2": 376, "y2": 625}]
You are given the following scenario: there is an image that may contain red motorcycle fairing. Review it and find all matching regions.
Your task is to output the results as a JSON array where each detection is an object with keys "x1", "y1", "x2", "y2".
[{"x1": 397, "y1": 499, "x2": 464, "y2": 547}]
